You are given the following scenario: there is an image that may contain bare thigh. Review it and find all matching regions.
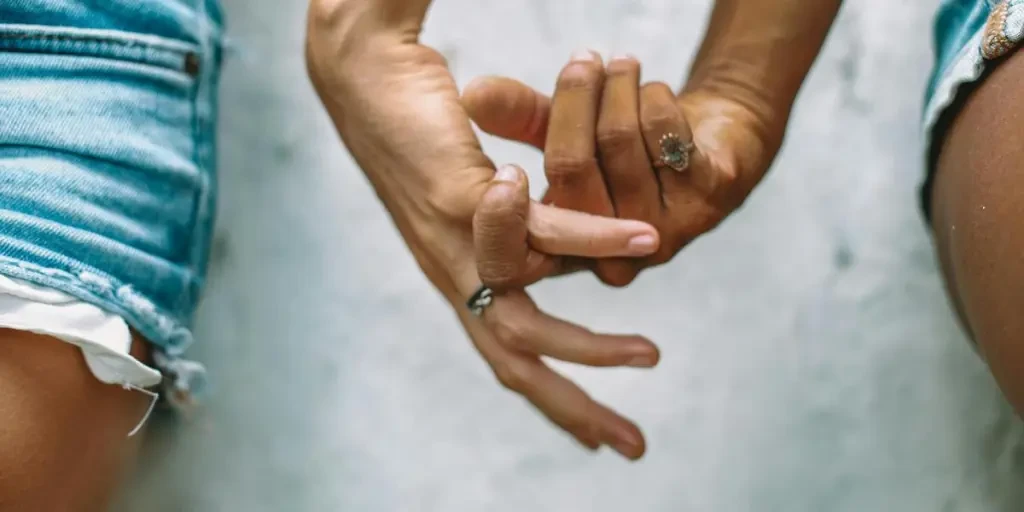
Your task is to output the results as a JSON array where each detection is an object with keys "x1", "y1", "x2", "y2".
[
  {"x1": 931, "y1": 49, "x2": 1024, "y2": 413},
  {"x1": 0, "y1": 329, "x2": 152, "y2": 511}
]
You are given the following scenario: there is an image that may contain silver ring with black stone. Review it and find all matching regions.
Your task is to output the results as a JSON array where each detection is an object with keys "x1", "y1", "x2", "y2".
[{"x1": 466, "y1": 285, "x2": 494, "y2": 317}]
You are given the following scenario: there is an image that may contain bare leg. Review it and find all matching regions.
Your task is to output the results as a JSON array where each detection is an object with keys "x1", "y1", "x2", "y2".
[
  {"x1": 932, "y1": 50, "x2": 1024, "y2": 413},
  {"x1": 0, "y1": 329, "x2": 151, "y2": 511}
]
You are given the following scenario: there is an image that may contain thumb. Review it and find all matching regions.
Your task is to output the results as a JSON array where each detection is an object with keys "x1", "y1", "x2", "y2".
[
  {"x1": 473, "y1": 165, "x2": 662, "y2": 291},
  {"x1": 473, "y1": 165, "x2": 556, "y2": 291},
  {"x1": 462, "y1": 76, "x2": 551, "y2": 151}
]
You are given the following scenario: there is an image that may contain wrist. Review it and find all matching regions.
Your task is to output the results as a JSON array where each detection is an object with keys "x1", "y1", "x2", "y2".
[
  {"x1": 685, "y1": 58, "x2": 792, "y2": 137},
  {"x1": 306, "y1": 0, "x2": 387, "y2": 92},
  {"x1": 305, "y1": 0, "x2": 429, "y2": 91},
  {"x1": 305, "y1": 0, "x2": 432, "y2": 58},
  {"x1": 684, "y1": 0, "x2": 842, "y2": 130}
]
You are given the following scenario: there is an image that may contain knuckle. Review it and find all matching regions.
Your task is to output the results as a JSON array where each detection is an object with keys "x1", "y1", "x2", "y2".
[
  {"x1": 711, "y1": 164, "x2": 740, "y2": 198},
  {"x1": 596, "y1": 124, "x2": 641, "y2": 153},
  {"x1": 492, "y1": 359, "x2": 529, "y2": 392},
  {"x1": 644, "y1": 241, "x2": 680, "y2": 267},
  {"x1": 545, "y1": 154, "x2": 599, "y2": 182},
  {"x1": 696, "y1": 206, "x2": 727, "y2": 232},
  {"x1": 596, "y1": 262, "x2": 639, "y2": 288},
  {"x1": 608, "y1": 176, "x2": 648, "y2": 202},
  {"x1": 700, "y1": 154, "x2": 742, "y2": 203},
  {"x1": 676, "y1": 205, "x2": 726, "y2": 238},
  {"x1": 426, "y1": 181, "x2": 476, "y2": 225},
  {"x1": 640, "y1": 111, "x2": 680, "y2": 135},
  {"x1": 492, "y1": 318, "x2": 528, "y2": 351},
  {"x1": 649, "y1": 247, "x2": 676, "y2": 266},
  {"x1": 600, "y1": 271, "x2": 638, "y2": 288},
  {"x1": 559, "y1": 416, "x2": 590, "y2": 434}
]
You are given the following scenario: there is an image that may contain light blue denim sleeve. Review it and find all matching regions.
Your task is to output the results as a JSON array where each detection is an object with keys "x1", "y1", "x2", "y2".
[{"x1": 0, "y1": 0, "x2": 224, "y2": 403}]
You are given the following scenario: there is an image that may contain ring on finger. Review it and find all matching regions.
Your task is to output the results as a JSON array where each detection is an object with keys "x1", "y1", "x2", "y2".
[
  {"x1": 656, "y1": 132, "x2": 694, "y2": 172},
  {"x1": 466, "y1": 285, "x2": 495, "y2": 317}
]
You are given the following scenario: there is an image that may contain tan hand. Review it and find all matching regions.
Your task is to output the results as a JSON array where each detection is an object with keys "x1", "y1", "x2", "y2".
[
  {"x1": 470, "y1": 164, "x2": 668, "y2": 458},
  {"x1": 307, "y1": 4, "x2": 660, "y2": 459},
  {"x1": 463, "y1": 52, "x2": 782, "y2": 286}
]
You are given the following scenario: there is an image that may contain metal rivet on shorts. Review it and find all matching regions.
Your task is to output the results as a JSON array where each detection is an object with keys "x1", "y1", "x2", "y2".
[{"x1": 184, "y1": 52, "x2": 201, "y2": 77}]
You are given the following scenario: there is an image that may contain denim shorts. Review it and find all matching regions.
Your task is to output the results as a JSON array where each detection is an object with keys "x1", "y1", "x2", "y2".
[
  {"x1": 0, "y1": 0, "x2": 224, "y2": 402},
  {"x1": 923, "y1": 0, "x2": 1024, "y2": 215}
]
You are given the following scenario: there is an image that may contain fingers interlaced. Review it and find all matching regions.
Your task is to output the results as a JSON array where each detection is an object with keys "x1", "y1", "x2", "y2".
[
  {"x1": 638, "y1": 83, "x2": 728, "y2": 251},
  {"x1": 459, "y1": 52, "x2": 706, "y2": 461},
  {"x1": 472, "y1": 165, "x2": 549, "y2": 291},
  {"x1": 597, "y1": 55, "x2": 660, "y2": 218},
  {"x1": 544, "y1": 50, "x2": 651, "y2": 287},
  {"x1": 465, "y1": 162, "x2": 662, "y2": 458},
  {"x1": 543, "y1": 50, "x2": 612, "y2": 213},
  {"x1": 472, "y1": 164, "x2": 659, "y2": 291},
  {"x1": 638, "y1": 80, "x2": 733, "y2": 211},
  {"x1": 585, "y1": 54, "x2": 666, "y2": 286}
]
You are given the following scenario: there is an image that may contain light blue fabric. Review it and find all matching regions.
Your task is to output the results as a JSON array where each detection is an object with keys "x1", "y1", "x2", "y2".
[
  {"x1": 925, "y1": 0, "x2": 991, "y2": 106},
  {"x1": 0, "y1": 0, "x2": 224, "y2": 399},
  {"x1": 922, "y1": 0, "x2": 1024, "y2": 214}
]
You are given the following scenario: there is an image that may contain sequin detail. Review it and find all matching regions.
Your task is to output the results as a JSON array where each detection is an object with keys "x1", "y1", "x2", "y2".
[{"x1": 983, "y1": 1, "x2": 1016, "y2": 59}]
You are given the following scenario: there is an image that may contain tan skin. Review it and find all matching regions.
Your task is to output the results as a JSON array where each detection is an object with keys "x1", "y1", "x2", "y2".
[
  {"x1": 307, "y1": 0, "x2": 842, "y2": 459},
  {"x1": 475, "y1": 12, "x2": 1024, "y2": 456},
  {"x1": 19, "y1": 1, "x2": 1024, "y2": 509},
  {"x1": 0, "y1": 330, "x2": 151, "y2": 511},
  {"x1": 463, "y1": 2, "x2": 842, "y2": 453},
  {"x1": 6, "y1": 0, "x2": 955, "y2": 507},
  {"x1": 465, "y1": 52, "x2": 771, "y2": 287},
  {"x1": 307, "y1": 0, "x2": 664, "y2": 459},
  {"x1": 931, "y1": 50, "x2": 1024, "y2": 416},
  {"x1": 463, "y1": 4, "x2": 842, "y2": 285},
  {"x1": 0, "y1": 4, "x2": 660, "y2": 507},
  {"x1": 0, "y1": 3, "x2": 848, "y2": 507}
]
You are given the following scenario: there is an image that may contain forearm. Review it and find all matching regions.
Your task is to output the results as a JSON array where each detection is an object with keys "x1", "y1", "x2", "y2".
[{"x1": 687, "y1": 0, "x2": 842, "y2": 125}]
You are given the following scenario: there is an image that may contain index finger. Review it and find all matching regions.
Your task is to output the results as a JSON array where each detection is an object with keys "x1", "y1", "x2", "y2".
[
  {"x1": 543, "y1": 50, "x2": 612, "y2": 214},
  {"x1": 474, "y1": 165, "x2": 659, "y2": 290},
  {"x1": 527, "y1": 203, "x2": 659, "y2": 257}
]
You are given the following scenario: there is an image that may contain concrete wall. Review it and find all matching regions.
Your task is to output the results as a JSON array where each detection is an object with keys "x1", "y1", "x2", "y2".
[{"x1": 119, "y1": 1, "x2": 1024, "y2": 510}]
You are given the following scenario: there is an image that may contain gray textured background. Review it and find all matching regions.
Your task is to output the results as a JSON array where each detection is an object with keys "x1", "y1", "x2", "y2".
[{"x1": 117, "y1": 1, "x2": 1024, "y2": 510}]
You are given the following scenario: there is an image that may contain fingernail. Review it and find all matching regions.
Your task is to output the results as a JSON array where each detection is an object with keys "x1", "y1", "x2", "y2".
[
  {"x1": 570, "y1": 48, "x2": 596, "y2": 62},
  {"x1": 494, "y1": 165, "x2": 519, "y2": 183},
  {"x1": 626, "y1": 355, "x2": 656, "y2": 368},
  {"x1": 627, "y1": 234, "x2": 657, "y2": 254},
  {"x1": 610, "y1": 52, "x2": 636, "y2": 61}
]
